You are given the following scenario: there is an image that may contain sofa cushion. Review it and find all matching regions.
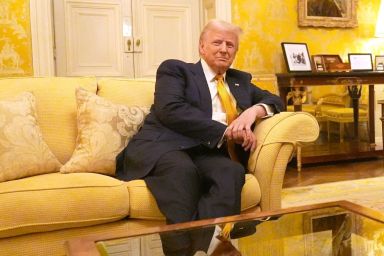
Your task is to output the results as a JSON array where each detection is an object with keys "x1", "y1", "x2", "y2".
[
  {"x1": 60, "y1": 88, "x2": 149, "y2": 175},
  {"x1": 127, "y1": 174, "x2": 261, "y2": 220},
  {"x1": 0, "y1": 173, "x2": 129, "y2": 238},
  {"x1": 0, "y1": 92, "x2": 61, "y2": 182},
  {"x1": 96, "y1": 78, "x2": 155, "y2": 107},
  {"x1": 0, "y1": 77, "x2": 97, "y2": 164}
]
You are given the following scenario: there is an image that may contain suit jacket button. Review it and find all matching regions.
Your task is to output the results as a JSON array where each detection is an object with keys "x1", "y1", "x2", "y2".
[{"x1": 207, "y1": 141, "x2": 211, "y2": 145}]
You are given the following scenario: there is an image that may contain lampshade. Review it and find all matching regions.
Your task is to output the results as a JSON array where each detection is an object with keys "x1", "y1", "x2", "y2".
[{"x1": 376, "y1": 0, "x2": 384, "y2": 37}]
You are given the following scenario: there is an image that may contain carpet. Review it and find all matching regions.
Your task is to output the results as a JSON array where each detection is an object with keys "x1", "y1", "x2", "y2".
[{"x1": 282, "y1": 176, "x2": 384, "y2": 212}]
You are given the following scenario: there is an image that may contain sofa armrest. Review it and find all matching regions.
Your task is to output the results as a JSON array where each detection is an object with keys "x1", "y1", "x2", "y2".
[{"x1": 247, "y1": 112, "x2": 319, "y2": 211}]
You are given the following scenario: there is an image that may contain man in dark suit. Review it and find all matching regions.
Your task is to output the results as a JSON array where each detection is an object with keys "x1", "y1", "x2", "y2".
[{"x1": 116, "y1": 19, "x2": 283, "y2": 255}]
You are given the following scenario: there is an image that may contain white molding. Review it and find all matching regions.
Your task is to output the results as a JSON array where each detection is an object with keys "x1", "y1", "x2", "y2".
[
  {"x1": 30, "y1": 0, "x2": 55, "y2": 76},
  {"x1": 215, "y1": 0, "x2": 231, "y2": 22}
]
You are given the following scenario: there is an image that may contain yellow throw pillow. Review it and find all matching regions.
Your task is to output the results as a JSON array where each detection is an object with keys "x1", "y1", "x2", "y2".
[
  {"x1": 0, "y1": 92, "x2": 61, "y2": 182},
  {"x1": 60, "y1": 88, "x2": 149, "y2": 175}
]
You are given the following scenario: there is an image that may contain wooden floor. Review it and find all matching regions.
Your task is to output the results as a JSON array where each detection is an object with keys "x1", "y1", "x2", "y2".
[{"x1": 283, "y1": 156, "x2": 384, "y2": 188}]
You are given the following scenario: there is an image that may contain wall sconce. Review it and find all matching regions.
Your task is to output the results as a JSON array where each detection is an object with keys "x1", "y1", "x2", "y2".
[{"x1": 376, "y1": 0, "x2": 384, "y2": 37}]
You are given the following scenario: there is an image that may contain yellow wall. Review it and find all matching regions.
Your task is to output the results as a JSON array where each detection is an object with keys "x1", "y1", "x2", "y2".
[
  {"x1": 232, "y1": 0, "x2": 384, "y2": 74},
  {"x1": 0, "y1": 0, "x2": 33, "y2": 77}
]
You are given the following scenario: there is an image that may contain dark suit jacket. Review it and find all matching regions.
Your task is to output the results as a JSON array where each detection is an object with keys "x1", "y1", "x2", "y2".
[{"x1": 116, "y1": 59, "x2": 283, "y2": 181}]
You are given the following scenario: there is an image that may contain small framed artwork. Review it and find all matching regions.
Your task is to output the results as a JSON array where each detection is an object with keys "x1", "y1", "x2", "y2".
[
  {"x1": 375, "y1": 55, "x2": 384, "y2": 71},
  {"x1": 321, "y1": 55, "x2": 343, "y2": 66},
  {"x1": 312, "y1": 55, "x2": 326, "y2": 71},
  {"x1": 348, "y1": 53, "x2": 373, "y2": 71},
  {"x1": 319, "y1": 54, "x2": 351, "y2": 72},
  {"x1": 281, "y1": 42, "x2": 312, "y2": 72}
]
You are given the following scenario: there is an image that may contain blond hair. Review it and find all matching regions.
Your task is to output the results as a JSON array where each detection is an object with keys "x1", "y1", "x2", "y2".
[{"x1": 199, "y1": 19, "x2": 243, "y2": 44}]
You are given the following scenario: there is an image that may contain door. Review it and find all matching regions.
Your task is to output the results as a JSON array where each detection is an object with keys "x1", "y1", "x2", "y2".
[
  {"x1": 131, "y1": 0, "x2": 200, "y2": 77},
  {"x1": 53, "y1": 0, "x2": 201, "y2": 78}
]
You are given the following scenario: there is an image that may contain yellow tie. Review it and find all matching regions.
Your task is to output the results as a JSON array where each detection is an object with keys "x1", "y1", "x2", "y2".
[
  {"x1": 215, "y1": 75, "x2": 240, "y2": 239},
  {"x1": 215, "y1": 75, "x2": 239, "y2": 162},
  {"x1": 215, "y1": 75, "x2": 237, "y2": 124}
]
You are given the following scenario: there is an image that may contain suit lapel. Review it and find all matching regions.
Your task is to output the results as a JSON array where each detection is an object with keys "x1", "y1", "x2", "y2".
[
  {"x1": 191, "y1": 61, "x2": 212, "y2": 114},
  {"x1": 226, "y1": 72, "x2": 248, "y2": 110}
]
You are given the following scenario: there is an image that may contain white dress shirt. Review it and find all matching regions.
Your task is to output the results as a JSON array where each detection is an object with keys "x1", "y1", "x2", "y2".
[{"x1": 200, "y1": 59, "x2": 273, "y2": 126}]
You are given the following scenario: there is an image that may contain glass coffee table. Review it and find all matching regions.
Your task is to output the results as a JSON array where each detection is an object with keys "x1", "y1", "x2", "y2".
[{"x1": 65, "y1": 201, "x2": 384, "y2": 255}]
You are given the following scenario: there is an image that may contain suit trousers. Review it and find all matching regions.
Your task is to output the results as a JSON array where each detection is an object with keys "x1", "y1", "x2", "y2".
[{"x1": 144, "y1": 145, "x2": 245, "y2": 255}]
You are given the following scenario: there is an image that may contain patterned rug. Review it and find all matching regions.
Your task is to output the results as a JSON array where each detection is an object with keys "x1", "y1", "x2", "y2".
[{"x1": 282, "y1": 176, "x2": 384, "y2": 212}]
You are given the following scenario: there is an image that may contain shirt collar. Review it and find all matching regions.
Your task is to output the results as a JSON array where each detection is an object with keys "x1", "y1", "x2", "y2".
[{"x1": 201, "y1": 59, "x2": 226, "y2": 83}]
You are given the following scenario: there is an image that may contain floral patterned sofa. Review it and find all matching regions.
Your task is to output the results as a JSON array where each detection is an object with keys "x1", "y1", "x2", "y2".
[{"x1": 0, "y1": 77, "x2": 319, "y2": 255}]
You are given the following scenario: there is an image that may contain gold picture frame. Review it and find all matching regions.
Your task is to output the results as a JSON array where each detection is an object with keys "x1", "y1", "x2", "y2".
[
  {"x1": 311, "y1": 55, "x2": 326, "y2": 72},
  {"x1": 298, "y1": 0, "x2": 358, "y2": 28}
]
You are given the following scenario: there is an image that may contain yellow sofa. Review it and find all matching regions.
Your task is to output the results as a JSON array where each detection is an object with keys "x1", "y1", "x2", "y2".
[{"x1": 0, "y1": 77, "x2": 319, "y2": 255}]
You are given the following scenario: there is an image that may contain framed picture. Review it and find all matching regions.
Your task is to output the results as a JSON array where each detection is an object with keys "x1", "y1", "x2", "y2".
[
  {"x1": 348, "y1": 53, "x2": 373, "y2": 71},
  {"x1": 303, "y1": 207, "x2": 359, "y2": 256},
  {"x1": 317, "y1": 54, "x2": 351, "y2": 71},
  {"x1": 298, "y1": 0, "x2": 358, "y2": 28},
  {"x1": 321, "y1": 55, "x2": 343, "y2": 65},
  {"x1": 281, "y1": 42, "x2": 312, "y2": 72},
  {"x1": 375, "y1": 55, "x2": 384, "y2": 71},
  {"x1": 312, "y1": 55, "x2": 326, "y2": 71}
]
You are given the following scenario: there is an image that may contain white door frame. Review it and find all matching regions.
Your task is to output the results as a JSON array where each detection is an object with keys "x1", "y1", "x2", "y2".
[{"x1": 30, "y1": 0, "x2": 55, "y2": 76}]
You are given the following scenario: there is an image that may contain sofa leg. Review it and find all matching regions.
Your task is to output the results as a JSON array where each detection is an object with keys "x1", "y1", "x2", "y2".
[{"x1": 297, "y1": 145, "x2": 302, "y2": 172}]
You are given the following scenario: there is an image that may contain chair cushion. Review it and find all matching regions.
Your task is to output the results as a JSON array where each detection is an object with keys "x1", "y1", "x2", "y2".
[
  {"x1": 325, "y1": 108, "x2": 368, "y2": 120},
  {"x1": 0, "y1": 173, "x2": 129, "y2": 238},
  {"x1": 0, "y1": 92, "x2": 61, "y2": 182},
  {"x1": 60, "y1": 88, "x2": 149, "y2": 175},
  {"x1": 127, "y1": 174, "x2": 261, "y2": 220}
]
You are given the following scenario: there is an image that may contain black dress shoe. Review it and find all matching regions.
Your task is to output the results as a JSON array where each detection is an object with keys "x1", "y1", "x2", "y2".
[{"x1": 229, "y1": 216, "x2": 281, "y2": 239}]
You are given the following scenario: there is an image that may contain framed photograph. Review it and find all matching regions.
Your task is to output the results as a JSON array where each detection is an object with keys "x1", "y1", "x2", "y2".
[
  {"x1": 321, "y1": 54, "x2": 343, "y2": 65},
  {"x1": 303, "y1": 207, "x2": 359, "y2": 256},
  {"x1": 298, "y1": 0, "x2": 358, "y2": 28},
  {"x1": 348, "y1": 53, "x2": 373, "y2": 71},
  {"x1": 281, "y1": 42, "x2": 312, "y2": 72},
  {"x1": 312, "y1": 55, "x2": 326, "y2": 71},
  {"x1": 317, "y1": 54, "x2": 351, "y2": 71},
  {"x1": 375, "y1": 55, "x2": 384, "y2": 71}
]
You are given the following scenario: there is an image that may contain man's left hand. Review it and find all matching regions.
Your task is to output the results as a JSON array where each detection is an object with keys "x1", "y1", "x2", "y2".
[{"x1": 225, "y1": 105, "x2": 266, "y2": 152}]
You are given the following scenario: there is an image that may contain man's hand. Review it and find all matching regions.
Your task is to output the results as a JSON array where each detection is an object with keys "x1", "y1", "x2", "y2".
[{"x1": 225, "y1": 105, "x2": 266, "y2": 152}]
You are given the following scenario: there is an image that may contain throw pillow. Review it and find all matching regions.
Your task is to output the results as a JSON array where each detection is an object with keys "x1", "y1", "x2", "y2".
[
  {"x1": 0, "y1": 92, "x2": 61, "y2": 182},
  {"x1": 60, "y1": 88, "x2": 149, "y2": 175}
]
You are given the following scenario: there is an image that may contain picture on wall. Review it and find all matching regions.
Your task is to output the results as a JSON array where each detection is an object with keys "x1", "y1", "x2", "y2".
[
  {"x1": 298, "y1": 0, "x2": 358, "y2": 28},
  {"x1": 281, "y1": 42, "x2": 312, "y2": 72}
]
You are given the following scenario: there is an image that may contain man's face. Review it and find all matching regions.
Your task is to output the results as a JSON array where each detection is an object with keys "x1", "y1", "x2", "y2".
[{"x1": 199, "y1": 28, "x2": 238, "y2": 74}]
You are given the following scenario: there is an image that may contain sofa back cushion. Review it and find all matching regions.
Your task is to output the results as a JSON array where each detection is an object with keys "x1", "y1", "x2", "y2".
[
  {"x1": 0, "y1": 77, "x2": 97, "y2": 164},
  {"x1": 97, "y1": 78, "x2": 155, "y2": 107}
]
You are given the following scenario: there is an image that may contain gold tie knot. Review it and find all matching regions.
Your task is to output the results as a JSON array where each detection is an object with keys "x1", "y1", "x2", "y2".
[{"x1": 215, "y1": 74, "x2": 224, "y2": 82}]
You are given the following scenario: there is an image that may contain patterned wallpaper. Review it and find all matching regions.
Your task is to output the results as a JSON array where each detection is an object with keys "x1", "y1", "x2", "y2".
[
  {"x1": 0, "y1": 0, "x2": 32, "y2": 77},
  {"x1": 232, "y1": 0, "x2": 384, "y2": 74}
]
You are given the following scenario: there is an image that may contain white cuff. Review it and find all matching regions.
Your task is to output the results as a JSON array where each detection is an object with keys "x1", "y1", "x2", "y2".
[{"x1": 256, "y1": 103, "x2": 274, "y2": 118}]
